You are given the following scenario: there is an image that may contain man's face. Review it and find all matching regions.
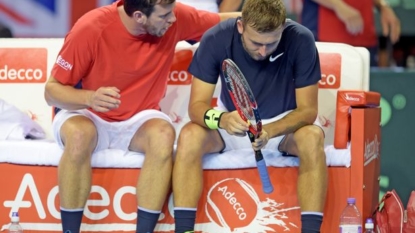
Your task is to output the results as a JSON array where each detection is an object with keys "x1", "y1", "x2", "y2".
[
  {"x1": 145, "y1": 3, "x2": 176, "y2": 37},
  {"x1": 237, "y1": 20, "x2": 284, "y2": 61}
]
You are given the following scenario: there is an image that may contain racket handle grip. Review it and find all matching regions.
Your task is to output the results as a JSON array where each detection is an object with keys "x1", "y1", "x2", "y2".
[{"x1": 256, "y1": 155, "x2": 274, "y2": 194}]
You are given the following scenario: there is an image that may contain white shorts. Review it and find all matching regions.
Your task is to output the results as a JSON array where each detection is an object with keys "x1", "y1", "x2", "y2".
[
  {"x1": 52, "y1": 109, "x2": 172, "y2": 152},
  {"x1": 218, "y1": 110, "x2": 322, "y2": 153}
]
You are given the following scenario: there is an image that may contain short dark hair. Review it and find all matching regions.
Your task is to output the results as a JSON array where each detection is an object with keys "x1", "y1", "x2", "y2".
[{"x1": 124, "y1": 0, "x2": 175, "y2": 17}]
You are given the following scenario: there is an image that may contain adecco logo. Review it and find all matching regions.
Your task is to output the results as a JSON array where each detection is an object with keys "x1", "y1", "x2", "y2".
[
  {"x1": 205, "y1": 178, "x2": 300, "y2": 232},
  {"x1": 318, "y1": 53, "x2": 341, "y2": 89},
  {"x1": 168, "y1": 50, "x2": 193, "y2": 85},
  {"x1": 0, "y1": 48, "x2": 47, "y2": 83},
  {"x1": 205, "y1": 178, "x2": 258, "y2": 230}
]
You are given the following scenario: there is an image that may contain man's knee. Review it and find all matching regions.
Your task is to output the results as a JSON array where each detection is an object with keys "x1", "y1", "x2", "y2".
[
  {"x1": 177, "y1": 123, "x2": 217, "y2": 156},
  {"x1": 178, "y1": 123, "x2": 206, "y2": 144},
  {"x1": 152, "y1": 120, "x2": 176, "y2": 145},
  {"x1": 61, "y1": 117, "x2": 98, "y2": 154},
  {"x1": 293, "y1": 126, "x2": 325, "y2": 162},
  {"x1": 294, "y1": 125, "x2": 324, "y2": 147}
]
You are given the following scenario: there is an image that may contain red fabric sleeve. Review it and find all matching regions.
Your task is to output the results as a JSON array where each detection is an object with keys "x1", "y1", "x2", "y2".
[
  {"x1": 50, "y1": 21, "x2": 97, "y2": 86},
  {"x1": 174, "y1": 2, "x2": 220, "y2": 42}
]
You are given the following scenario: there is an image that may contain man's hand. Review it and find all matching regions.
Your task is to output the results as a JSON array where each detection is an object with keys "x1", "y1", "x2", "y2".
[
  {"x1": 379, "y1": 5, "x2": 401, "y2": 44},
  {"x1": 88, "y1": 87, "x2": 121, "y2": 112},
  {"x1": 251, "y1": 130, "x2": 269, "y2": 151},
  {"x1": 219, "y1": 111, "x2": 249, "y2": 137},
  {"x1": 334, "y1": 1, "x2": 364, "y2": 35}
]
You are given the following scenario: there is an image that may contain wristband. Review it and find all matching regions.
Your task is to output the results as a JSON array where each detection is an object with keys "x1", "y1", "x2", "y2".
[{"x1": 204, "y1": 109, "x2": 224, "y2": 129}]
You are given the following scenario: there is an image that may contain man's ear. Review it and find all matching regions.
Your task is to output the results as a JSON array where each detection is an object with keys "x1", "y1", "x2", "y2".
[
  {"x1": 133, "y1": 11, "x2": 146, "y2": 24},
  {"x1": 237, "y1": 19, "x2": 243, "y2": 34}
]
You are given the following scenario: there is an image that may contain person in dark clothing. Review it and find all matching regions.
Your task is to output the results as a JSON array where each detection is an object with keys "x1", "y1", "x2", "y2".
[{"x1": 0, "y1": 23, "x2": 13, "y2": 38}]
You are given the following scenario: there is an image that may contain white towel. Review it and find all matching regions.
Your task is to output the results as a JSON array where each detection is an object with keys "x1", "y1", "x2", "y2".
[
  {"x1": 0, "y1": 140, "x2": 350, "y2": 168},
  {"x1": 0, "y1": 99, "x2": 45, "y2": 140}
]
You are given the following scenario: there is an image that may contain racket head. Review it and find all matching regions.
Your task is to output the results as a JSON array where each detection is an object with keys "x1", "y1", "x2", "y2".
[{"x1": 222, "y1": 59, "x2": 262, "y2": 136}]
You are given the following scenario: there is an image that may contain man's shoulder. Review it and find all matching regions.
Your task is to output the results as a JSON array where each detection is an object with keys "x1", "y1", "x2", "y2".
[
  {"x1": 203, "y1": 18, "x2": 237, "y2": 41},
  {"x1": 282, "y1": 19, "x2": 316, "y2": 46},
  {"x1": 284, "y1": 19, "x2": 313, "y2": 36},
  {"x1": 69, "y1": 4, "x2": 117, "y2": 38}
]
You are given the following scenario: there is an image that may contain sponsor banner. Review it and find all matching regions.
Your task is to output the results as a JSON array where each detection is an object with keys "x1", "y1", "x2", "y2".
[
  {"x1": 0, "y1": 165, "x2": 302, "y2": 232},
  {"x1": 350, "y1": 108, "x2": 381, "y2": 217},
  {"x1": 168, "y1": 49, "x2": 193, "y2": 85},
  {"x1": 318, "y1": 53, "x2": 341, "y2": 89},
  {"x1": 0, "y1": 48, "x2": 47, "y2": 83}
]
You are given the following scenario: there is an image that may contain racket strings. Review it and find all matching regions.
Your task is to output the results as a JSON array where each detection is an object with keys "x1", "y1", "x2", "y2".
[{"x1": 227, "y1": 67, "x2": 258, "y2": 131}]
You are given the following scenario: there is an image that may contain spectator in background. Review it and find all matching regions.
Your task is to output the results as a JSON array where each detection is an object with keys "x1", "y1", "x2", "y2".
[
  {"x1": 301, "y1": 0, "x2": 400, "y2": 66},
  {"x1": 0, "y1": 22, "x2": 13, "y2": 38}
]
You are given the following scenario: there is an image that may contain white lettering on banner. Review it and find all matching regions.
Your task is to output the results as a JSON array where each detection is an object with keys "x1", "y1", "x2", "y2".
[
  {"x1": 3, "y1": 174, "x2": 46, "y2": 219},
  {"x1": 3, "y1": 173, "x2": 137, "y2": 221},
  {"x1": 364, "y1": 135, "x2": 380, "y2": 166},
  {"x1": 0, "y1": 65, "x2": 43, "y2": 80},
  {"x1": 3, "y1": 174, "x2": 304, "y2": 232},
  {"x1": 56, "y1": 55, "x2": 73, "y2": 71},
  {"x1": 1, "y1": 174, "x2": 152, "y2": 232},
  {"x1": 319, "y1": 74, "x2": 337, "y2": 86},
  {"x1": 85, "y1": 186, "x2": 111, "y2": 220},
  {"x1": 168, "y1": 71, "x2": 189, "y2": 82},
  {"x1": 345, "y1": 93, "x2": 361, "y2": 102},
  {"x1": 218, "y1": 186, "x2": 247, "y2": 220}
]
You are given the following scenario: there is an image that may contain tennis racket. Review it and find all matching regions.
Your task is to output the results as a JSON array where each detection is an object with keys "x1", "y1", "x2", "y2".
[{"x1": 222, "y1": 58, "x2": 274, "y2": 194}]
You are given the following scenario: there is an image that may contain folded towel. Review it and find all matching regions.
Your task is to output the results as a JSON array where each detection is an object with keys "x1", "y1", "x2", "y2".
[
  {"x1": 0, "y1": 99, "x2": 45, "y2": 140},
  {"x1": 0, "y1": 140, "x2": 351, "y2": 168}
]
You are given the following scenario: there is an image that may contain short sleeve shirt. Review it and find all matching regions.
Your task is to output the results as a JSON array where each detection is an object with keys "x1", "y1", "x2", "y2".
[{"x1": 188, "y1": 18, "x2": 321, "y2": 119}]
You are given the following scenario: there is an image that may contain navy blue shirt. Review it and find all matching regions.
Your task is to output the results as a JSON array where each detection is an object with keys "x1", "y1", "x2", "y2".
[{"x1": 188, "y1": 18, "x2": 321, "y2": 119}]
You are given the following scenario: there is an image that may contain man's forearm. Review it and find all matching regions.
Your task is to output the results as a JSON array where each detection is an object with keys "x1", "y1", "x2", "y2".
[
  {"x1": 219, "y1": 0, "x2": 243, "y2": 12},
  {"x1": 311, "y1": 0, "x2": 344, "y2": 10},
  {"x1": 218, "y1": 12, "x2": 241, "y2": 21},
  {"x1": 45, "y1": 82, "x2": 92, "y2": 110}
]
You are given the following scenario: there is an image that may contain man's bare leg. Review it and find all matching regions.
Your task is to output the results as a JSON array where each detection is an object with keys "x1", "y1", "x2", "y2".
[
  {"x1": 129, "y1": 119, "x2": 176, "y2": 233},
  {"x1": 280, "y1": 125, "x2": 327, "y2": 233},
  {"x1": 59, "y1": 116, "x2": 98, "y2": 233},
  {"x1": 173, "y1": 123, "x2": 224, "y2": 233}
]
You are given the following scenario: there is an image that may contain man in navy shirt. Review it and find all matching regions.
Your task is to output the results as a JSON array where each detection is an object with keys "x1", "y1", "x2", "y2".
[{"x1": 173, "y1": 0, "x2": 327, "y2": 232}]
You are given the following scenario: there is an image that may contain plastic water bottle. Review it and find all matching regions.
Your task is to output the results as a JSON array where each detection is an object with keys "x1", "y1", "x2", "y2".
[
  {"x1": 8, "y1": 212, "x2": 23, "y2": 233},
  {"x1": 339, "y1": 197, "x2": 362, "y2": 233},
  {"x1": 364, "y1": 218, "x2": 374, "y2": 233}
]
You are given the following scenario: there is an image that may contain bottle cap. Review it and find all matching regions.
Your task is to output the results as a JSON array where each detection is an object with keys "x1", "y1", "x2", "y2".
[
  {"x1": 365, "y1": 218, "x2": 374, "y2": 229},
  {"x1": 347, "y1": 197, "x2": 356, "y2": 204},
  {"x1": 11, "y1": 212, "x2": 20, "y2": 222}
]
